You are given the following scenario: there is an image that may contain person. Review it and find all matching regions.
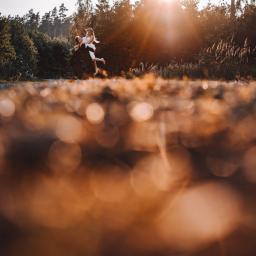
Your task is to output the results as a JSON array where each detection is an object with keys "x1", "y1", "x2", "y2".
[
  {"x1": 74, "y1": 36, "x2": 82, "y2": 51},
  {"x1": 82, "y1": 28, "x2": 106, "y2": 75},
  {"x1": 72, "y1": 35, "x2": 95, "y2": 78}
]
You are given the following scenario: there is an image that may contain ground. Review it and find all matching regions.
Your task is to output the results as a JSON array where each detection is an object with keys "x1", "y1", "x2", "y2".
[{"x1": 0, "y1": 77, "x2": 256, "y2": 256}]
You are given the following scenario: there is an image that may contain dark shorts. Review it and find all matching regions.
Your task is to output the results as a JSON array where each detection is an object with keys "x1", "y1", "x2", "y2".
[{"x1": 71, "y1": 44, "x2": 95, "y2": 78}]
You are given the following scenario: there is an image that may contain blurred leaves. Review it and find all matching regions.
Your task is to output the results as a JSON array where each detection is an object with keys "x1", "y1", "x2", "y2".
[{"x1": 0, "y1": 79, "x2": 255, "y2": 255}]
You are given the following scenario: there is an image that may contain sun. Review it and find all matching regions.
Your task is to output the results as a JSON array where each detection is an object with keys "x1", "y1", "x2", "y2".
[{"x1": 159, "y1": 0, "x2": 175, "y2": 6}]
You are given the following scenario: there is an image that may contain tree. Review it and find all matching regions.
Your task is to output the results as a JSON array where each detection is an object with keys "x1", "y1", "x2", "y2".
[
  {"x1": 39, "y1": 12, "x2": 51, "y2": 35},
  {"x1": 7, "y1": 19, "x2": 38, "y2": 79},
  {"x1": 58, "y1": 3, "x2": 69, "y2": 37},
  {"x1": 31, "y1": 31, "x2": 71, "y2": 78},
  {"x1": 0, "y1": 17, "x2": 16, "y2": 73},
  {"x1": 50, "y1": 38, "x2": 71, "y2": 76},
  {"x1": 70, "y1": 0, "x2": 93, "y2": 38},
  {"x1": 51, "y1": 7, "x2": 60, "y2": 37},
  {"x1": 94, "y1": 0, "x2": 112, "y2": 40},
  {"x1": 23, "y1": 9, "x2": 40, "y2": 31},
  {"x1": 231, "y1": 0, "x2": 236, "y2": 20},
  {"x1": 59, "y1": 3, "x2": 68, "y2": 22},
  {"x1": 199, "y1": 4, "x2": 230, "y2": 44},
  {"x1": 109, "y1": 0, "x2": 133, "y2": 70},
  {"x1": 39, "y1": 5, "x2": 71, "y2": 38}
]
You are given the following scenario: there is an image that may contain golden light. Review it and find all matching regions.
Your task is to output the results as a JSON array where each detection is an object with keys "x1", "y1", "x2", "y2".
[
  {"x1": 55, "y1": 115, "x2": 83, "y2": 143},
  {"x1": 128, "y1": 102, "x2": 154, "y2": 122},
  {"x1": 0, "y1": 98, "x2": 15, "y2": 117},
  {"x1": 85, "y1": 103, "x2": 105, "y2": 124},
  {"x1": 157, "y1": 182, "x2": 243, "y2": 251}
]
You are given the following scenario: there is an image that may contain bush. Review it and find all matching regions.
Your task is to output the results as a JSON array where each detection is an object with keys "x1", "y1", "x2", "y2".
[
  {"x1": 31, "y1": 32, "x2": 71, "y2": 78},
  {"x1": 0, "y1": 17, "x2": 16, "y2": 69},
  {"x1": 6, "y1": 19, "x2": 38, "y2": 80}
]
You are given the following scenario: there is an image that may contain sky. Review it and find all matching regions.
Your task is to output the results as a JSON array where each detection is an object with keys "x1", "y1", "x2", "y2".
[
  {"x1": 0, "y1": 0, "x2": 222, "y2": 17},
  {"x1": 0, "y1": 0, "x2": 77, "y2": 16}
]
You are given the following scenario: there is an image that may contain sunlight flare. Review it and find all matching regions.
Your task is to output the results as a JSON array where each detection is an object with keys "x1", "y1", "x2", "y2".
[{"x1": 161, "y1": 0, "x2": 174, "y2": 2}]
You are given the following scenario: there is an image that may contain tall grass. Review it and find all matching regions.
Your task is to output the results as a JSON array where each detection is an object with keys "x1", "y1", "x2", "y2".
[{"x1": 129, "y1": 39, "x2": 256, "y2": 80}]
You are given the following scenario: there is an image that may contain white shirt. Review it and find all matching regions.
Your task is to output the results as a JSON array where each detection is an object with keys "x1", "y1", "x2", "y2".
[{"x1": 82, "y1": 36, "x2": 96, "y2": 60}]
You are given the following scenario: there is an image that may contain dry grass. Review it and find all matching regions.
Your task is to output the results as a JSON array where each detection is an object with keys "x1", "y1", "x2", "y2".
[{"x1": 128, "y1": 39, "x2": 256, "y2": 80}]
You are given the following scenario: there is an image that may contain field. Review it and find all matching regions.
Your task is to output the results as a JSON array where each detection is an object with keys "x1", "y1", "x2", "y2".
[{"x1": 1, "y1": 77, "x2": 256, "y2": 255}]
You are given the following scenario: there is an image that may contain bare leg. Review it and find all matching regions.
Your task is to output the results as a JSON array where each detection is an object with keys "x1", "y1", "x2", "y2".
[
  {"x1": 95, "y1": 58, "x2": 106, "y2": 65},
  {"x1": 93, "y1": 60, "x2": 100, "y2": 75}
]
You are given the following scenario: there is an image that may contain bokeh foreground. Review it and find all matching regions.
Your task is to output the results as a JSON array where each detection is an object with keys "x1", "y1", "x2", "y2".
[{"x1": 1, "y1": 77, "x2": 256, "y2": 255}]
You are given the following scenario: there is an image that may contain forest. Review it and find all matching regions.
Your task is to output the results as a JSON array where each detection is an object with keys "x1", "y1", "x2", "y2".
[{"x1": 0, "y1": 0, "x2": 256, "y2": 80}]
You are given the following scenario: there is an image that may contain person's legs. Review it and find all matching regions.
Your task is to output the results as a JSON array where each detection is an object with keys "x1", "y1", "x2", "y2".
[
  {"x1": 80, "y1": 45, "x2": 97, "y2": 78},
  {"x1": 93, "y1": 60, "x2": 98, "y2": 75},
  {"x1": 95, "y1": 58, "x2": 106, "y2": 65}
]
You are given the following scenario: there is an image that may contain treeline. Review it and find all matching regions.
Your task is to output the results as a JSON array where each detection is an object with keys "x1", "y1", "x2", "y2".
[
  {"x1": 0, "y1": 2, "x2": 74, "y2": 80},
  {"x1": 0, "y1": 0, "x2": 256, "y2": 80},
  {"x1": 19, "y1": 4, "x2": 71, "y2": 38},
  {"x1": 0, "y1": 19, "x2": 70, "y2": 80}
]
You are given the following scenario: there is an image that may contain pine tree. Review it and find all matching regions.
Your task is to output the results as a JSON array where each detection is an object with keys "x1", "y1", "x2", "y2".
[
  {"x1": 95, "y1": 0, "x2": 111, "y2": 39},
  {"x1": 23, "y1": 9, "x2": 40, "y2": 31},
  {"x1": 0, "y1": 17, "x2": 16, "y2": 77},
  {"x1": 39, "y1": 6, "x2": 71, "y2": 38},
  {"x1": 51, "y1": 7, "x2": 60, "y2": 37},
  {"x1": 59, "y1": 3, "x2": 68, "y2": 22},
  {"x1": 231, "y1": 0, "x2": 236, "y2": 20},
  {"x1": 110, "y1": 0, "x2": 133, "y2": 70},
  {"x1": 7, "y1": 19, "x2": 38, "y2": 79},
  {"x1": 39, "y1": 12, "x2": 51, "y2": 35},
  {"x1": 70, "y1": 0, "x2": 93, "y2": 38},
  {"x1": 58, "y1": 4, "x2": 69, "y2": 37}
]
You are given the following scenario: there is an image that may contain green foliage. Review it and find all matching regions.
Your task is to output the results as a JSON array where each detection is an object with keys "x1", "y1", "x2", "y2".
[
  {"x1": 0, "y1": 17, "x2": 16, "y2": 69},
  {"x1": 23, "y1": 9, "x2": 40, "y2": 31},
  {"x1": 49, "y1": 38, "x2": 71, "y2": 77},
  {"x1": 0, "y1": 8, "x2": 71, "y2": 80},
  {"x1": 38, "y1": 4, "x2": 71, "y2": 38},
  {"x1": 31, "y1": 32, "x2": 71, "y2": 78},
  {"x1": 2, "y1": 19, "x2": 38, "y2": 80}
]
